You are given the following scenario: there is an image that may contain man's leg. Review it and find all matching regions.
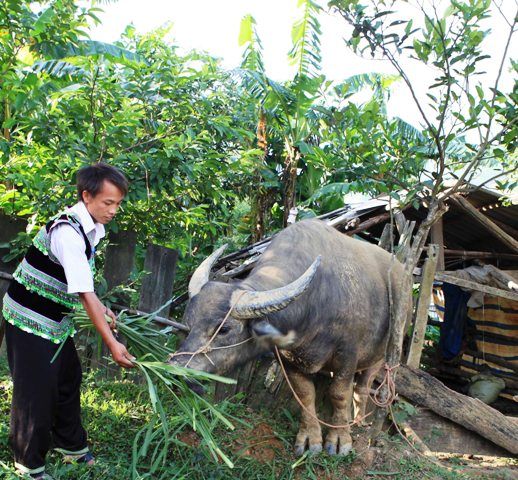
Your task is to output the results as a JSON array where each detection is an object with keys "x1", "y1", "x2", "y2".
[
  {"x1": 52, "y1": 337, "x2": 90, "y2": 461},
  {"x1": 5, "y1": 322, "x2": 59, "y2": 475}
]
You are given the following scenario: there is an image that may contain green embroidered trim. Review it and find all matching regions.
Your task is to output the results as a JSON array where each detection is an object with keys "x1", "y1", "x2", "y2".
[
  {"x1": 54, "y1": 447, "x2": 89, "y2": 456},
  {"x1": 33, "y1": 228, "x2": 49, "y2": 255},
  {"x1": 14, "y1": 462, "x2": 45, "y2": 475},
  {"x1": 2, "y1": 294, "x2": 75, "y2": 344},
  {"x1": 13, "y1": 260, "x2": 81, "y2": 309}
]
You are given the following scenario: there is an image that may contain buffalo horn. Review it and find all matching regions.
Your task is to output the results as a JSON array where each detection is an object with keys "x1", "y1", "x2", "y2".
[
  {"x1": 232, "y1": 256, "x2": 321, "y2": 319},
  {"x1": 188, "y1": 244, "x2": 228, "y2": 298}
]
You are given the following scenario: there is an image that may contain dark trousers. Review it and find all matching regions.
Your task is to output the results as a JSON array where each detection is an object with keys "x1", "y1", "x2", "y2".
[{"x1": 5, "y1": 321, "x2": 87, "y2": 470}]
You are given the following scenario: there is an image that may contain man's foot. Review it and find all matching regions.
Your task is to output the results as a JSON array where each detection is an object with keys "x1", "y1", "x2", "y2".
[
  {"x1": 62, "y1": 451, "x2": 95, "y2": 465},
  {"x1": 14, "y1": 463, "x2": 52, "y2": 479}
]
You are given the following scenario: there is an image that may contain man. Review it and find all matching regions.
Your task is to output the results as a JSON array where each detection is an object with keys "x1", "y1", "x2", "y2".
[{"x1": 2, "y1": 163, "x2": 135, "y2": 479}]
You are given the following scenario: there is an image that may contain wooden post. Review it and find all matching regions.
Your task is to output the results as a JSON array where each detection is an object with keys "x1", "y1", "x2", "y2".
[
  {"x1": 103, "y1": 230, "x2": 137, "y2": 291},
  {"x1": 378, "y1": 223, "x2": 393, "y2": 251},
  {"x1": 0, "y1": 212, "x2": 27, "y2": 272},
  {"x1": 138, "y1": 244, "x2": 178, "y2": 317},
  {"x1": 430, "y1": 219, "x2": 445, "y2": 271},
  {"x1": 345, "y1": 212, "x2": 391, "y2": 236},
  {"x1": 450, "y1": 194, "x2": 518, "y2": 253},
  {"x1": 407, "y1": 245, "x2": 439, "y2": 368}
]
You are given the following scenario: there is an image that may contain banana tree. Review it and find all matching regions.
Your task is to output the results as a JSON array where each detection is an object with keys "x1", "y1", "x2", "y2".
[{"x1": 238, "y1": 0, "x2": 330, "y2": 226}]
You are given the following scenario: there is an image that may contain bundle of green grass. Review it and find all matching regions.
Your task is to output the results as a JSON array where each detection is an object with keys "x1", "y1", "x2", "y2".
[{"x1": 73, "y1": 309, "x2": 237, "y2": 477}]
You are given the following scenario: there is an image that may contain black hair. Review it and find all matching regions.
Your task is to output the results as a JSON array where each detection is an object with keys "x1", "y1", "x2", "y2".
[{"x1": 76, "y1": 163, "x2": 128, "y2": 201}]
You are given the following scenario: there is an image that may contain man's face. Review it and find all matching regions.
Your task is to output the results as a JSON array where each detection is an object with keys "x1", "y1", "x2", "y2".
[{"x1": 82, "y1": 180, "x2": 125, "y2": 224}]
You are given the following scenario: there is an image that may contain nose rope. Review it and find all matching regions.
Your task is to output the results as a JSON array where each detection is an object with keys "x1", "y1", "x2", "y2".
[{"x1": 169, "y1": 291, "x2": 248, "y2": 368}]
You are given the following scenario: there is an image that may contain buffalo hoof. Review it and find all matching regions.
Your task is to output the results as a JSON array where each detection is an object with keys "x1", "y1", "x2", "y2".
[
  {"x1": 294, "y1": 441, "x2": 322, "y2": 456},
  {"x1": 324, "y1": 441, "x2": 353, "y2": 456},
  {"x1": 308, "y1": 443, "x2": 323, "y2": 454}
]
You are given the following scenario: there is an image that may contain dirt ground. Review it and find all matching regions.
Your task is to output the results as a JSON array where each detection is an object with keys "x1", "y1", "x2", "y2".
[{"x1": 176, "y1": 419, "x2": 517, "y2": 479}]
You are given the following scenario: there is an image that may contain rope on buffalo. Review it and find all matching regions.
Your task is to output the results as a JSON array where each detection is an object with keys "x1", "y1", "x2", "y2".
[
  {"x1": 368, "y1": 363, "x2": 399, "y2": 408},
  {"x1": 168, "y1": 291, "x2": 249, "y2": 367},
  {"x1": 274, "y1": 346, "x2": 372, "y2": 429}
]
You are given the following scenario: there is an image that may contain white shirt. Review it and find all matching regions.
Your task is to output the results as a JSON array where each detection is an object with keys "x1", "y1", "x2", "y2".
[{"x1": 50, "y1": 202, "x2": 106, "y2": 293}]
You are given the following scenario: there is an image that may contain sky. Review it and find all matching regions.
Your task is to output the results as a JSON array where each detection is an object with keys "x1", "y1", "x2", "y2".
[{"x1": 88, "y1": 0, "x2": 516, "y2": 130}]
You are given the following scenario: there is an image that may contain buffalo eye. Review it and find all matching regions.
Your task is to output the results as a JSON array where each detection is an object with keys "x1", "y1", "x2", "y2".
[{"x1": 218, "y1": 325, "x2": 231, "y2": 335}]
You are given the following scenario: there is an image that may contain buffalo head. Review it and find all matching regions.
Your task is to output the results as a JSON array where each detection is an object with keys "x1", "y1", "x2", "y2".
[{"x1": 169, "y1": 245, "x2": 320, "y2": 374}]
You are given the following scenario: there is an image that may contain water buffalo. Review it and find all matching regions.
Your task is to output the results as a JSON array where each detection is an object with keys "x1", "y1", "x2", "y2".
[{"x1": 170, "y1": 219, "x2": 409, "y2": 455}]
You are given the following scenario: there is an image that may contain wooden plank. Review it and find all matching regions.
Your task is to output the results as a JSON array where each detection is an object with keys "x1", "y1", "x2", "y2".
[
  {"x1": 394, "y1": 365, "x2": 518, "y2": 454},
  {"x1": 407, "y1": 409, "x2": 514, "y2": 457},
  {"x1": 430, "y1": 219, "x2": 445, "y2": 271},
  {"x1": 0, "y1": 212, "x2": 27, "y2": 274},
  {"x1": 394, "y1": 210, "x2": 407, "y2": 236},
  {"x1": 435, "y1": 272, "x2": 518, "y2": 302},
  {"x1": 345, "y1": 212, "x2": 391, "y2": 236},
  {"x1": 439, "y1": 249, "x2": 518, "y2": 260},
  {"x1": 138, "y1": 244, "x2": 178, "y2": 317},
  {"x1": 407, "y1": 245, "x2": 439, "y2": 368},
  {"x1": 450, "y1": 194, "x2": 518, "y2": 253},
  {"x1": 396, "y1": 219, "x2": 415, "y2": 263},
  {"x1": 377, "y1": 223, "x2": 393, "y2": 251},
  {"x1": 103, "y1": 230, "x2": 137, "y2": 291}
]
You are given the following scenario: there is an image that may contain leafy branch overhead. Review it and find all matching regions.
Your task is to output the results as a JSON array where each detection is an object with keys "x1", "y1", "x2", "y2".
[{"x1": 329, "y1": 0, "x2": 517, "y2": 200}]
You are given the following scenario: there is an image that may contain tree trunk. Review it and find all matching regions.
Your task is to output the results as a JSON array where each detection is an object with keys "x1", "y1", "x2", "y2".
[
  {"x1": 250, "y1": 109, "x2": 268, "y2": 242},
  {"x1": 395, "y1": 365, "x2": 518, "y2": 455},
  {"x1": 282, "y1": 144, "x2": 301, "y2": 227},
  {"x1": 2, "y1": 100, "x2": 10, "y2": 141}
]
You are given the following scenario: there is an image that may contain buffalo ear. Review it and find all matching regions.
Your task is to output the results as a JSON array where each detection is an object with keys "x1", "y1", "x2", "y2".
[{"x1": 251, "y1": 320, "x2": 296, "y2": 347}]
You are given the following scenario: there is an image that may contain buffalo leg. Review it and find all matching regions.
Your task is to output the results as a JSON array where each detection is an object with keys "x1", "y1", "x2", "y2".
[
  {"x1": 353, "y1": 360, "x2": 382, "y2": 424},
  {"x1": 324, "y1": 371, "x2": 354, "y2": 455},
  {"x1": 288, "y1": 369, "x2": 322, "y2": 455}
]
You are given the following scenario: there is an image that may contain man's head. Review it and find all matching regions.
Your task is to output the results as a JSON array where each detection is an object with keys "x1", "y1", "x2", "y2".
[{"x1": 76, "y1": 163, "x2": 128, "y2": 224}]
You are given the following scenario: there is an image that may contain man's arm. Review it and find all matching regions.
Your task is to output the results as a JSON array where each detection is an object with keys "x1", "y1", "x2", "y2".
[
  {"x1": 50, "y1": 224, "x2": 134, "y2": 368},
  {"x1": 79, "y1": 292, "x2": 135, "y2": 368}
]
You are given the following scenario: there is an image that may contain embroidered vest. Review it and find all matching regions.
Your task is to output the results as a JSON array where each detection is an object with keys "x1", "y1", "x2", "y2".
[{"x1": 2, "y1": 213, "x2": 95, "y2": 343}]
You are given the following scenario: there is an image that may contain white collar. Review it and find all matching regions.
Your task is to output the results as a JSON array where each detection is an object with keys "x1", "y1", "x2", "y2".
[{"x1": 67, "y1": 202, "x2": 106, "y2": 244}]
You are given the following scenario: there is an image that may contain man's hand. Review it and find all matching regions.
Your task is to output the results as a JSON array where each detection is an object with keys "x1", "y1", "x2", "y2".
[
  {"x1": 105, "y1": 306, "x2": 117, "y2": 331},
  {"x1": 110, "y1": 340, "x2": 136, "y2": 368}
]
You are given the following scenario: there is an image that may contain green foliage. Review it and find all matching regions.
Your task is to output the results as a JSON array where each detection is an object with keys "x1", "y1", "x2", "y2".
[
  {"x1": 1, "y1": 2, "x2": 262, "y2": 271},
  {"x1": 390, "y1": 399, "x2": 417, "y2": 424},
  {"x1": 329, "y1": 0, "x2": 517, "y2": 201},
  {"x1": 288, "y1": 0, "x2": 322, "y2": 79}
]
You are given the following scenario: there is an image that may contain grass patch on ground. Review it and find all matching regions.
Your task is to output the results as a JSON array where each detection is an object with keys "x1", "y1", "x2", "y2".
[{"x1": 0, "y1": 352, "x2": 515, "y2": 479}]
